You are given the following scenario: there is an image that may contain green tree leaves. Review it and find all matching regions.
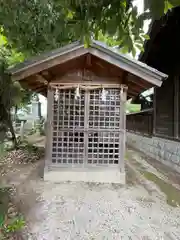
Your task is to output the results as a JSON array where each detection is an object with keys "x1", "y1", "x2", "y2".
[
  {"x1": 144, "y1": 0, "x2": 179, "y2": 19},
  {"x1": 0, "y1": 31, "x2": 34, "y2": 146},
  {"x1": 145, "y1": 0, "x2": 165, "y2": 19},
  {"x1": 0, "y1": 0, "x2": 179, "y2": 57},
  {"x1": 168, "y1": 0, "x2": 180, "y2": 7}
]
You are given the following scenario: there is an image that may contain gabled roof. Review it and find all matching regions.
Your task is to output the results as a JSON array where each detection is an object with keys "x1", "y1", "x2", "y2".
[{"x1": 8, "y1": 40, "x2": 168, "y2": 97}]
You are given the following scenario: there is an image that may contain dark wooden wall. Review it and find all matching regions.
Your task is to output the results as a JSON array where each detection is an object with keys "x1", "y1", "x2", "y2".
[
  {"x1": 126, "y1": 109, "x2": 153, "y2": 136},
  {"x1": 155, "y1": 74, "x2": 180, "y2": 140},
  {"x1": 178, "y1": 75, "x2": 180, "y2": 138},
  {"x1": 127, "y1": 7, "x2": 180, "y2": 141},
  {"x1": 127, "y1": 74, "x2": 180, "y2": 140},
  {"x1": 154, "y1": 76, "x2": 174, "y2": 138}
]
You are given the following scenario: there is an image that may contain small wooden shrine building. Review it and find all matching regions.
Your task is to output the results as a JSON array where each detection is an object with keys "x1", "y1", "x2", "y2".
[{"x1": 8, "y1": 40, "x2": 167, "y2": 183}]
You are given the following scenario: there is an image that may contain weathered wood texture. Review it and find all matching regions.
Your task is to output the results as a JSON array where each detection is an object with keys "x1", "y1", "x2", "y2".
[
  {"x1": 174, "y1": 74, "x2": 179, "y2": 139},
  {"x1": 45, "y1": 70, "x2": 127, "y2": 171},
  {"x1": 155, "y1": 76, "x2": 174, "y2": 138},
  {"x1": 178, "y1": 76, "x2": 180, "y2": 138},
  {"x1": 18, "y1": 54, "x2": 153, "y2": 99},
  {"x1": 127, "y1": 75, "x2": 180, "y2": 140},
  {"x1": 9, "y1": 41, "x2": 165, "y2": 98},
  {"x1": 126, "y1": 109, "x2": 153, "y2": 136},
  {"x1": 131, "y1": 7, "x2": 180, "y2": 141}
]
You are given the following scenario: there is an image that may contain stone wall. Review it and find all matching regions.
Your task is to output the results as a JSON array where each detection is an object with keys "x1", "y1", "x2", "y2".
[{"x1": 126, "y1": 131, "x2": 180, "y2": 173}]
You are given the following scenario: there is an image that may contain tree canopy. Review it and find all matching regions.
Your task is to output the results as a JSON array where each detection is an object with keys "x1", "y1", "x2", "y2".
[
  {"x1": 0, "y1": 32, "x2": 33, "y2": 146},
  {"x1": 0, "y1": 31, "x2": 33, "y2": 109},
  {"x1": 0, "y1": 0, "x2": 179, "y2": 146},
  {"x1": 0, "y1": 0, "x2": 179, "y2": 57}
]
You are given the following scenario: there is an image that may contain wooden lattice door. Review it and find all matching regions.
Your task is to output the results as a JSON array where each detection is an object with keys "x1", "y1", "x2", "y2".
[
  {"x1": 87, "y1": 89, "x2": 121, "y2": 166},
  {"x1": 50, "y1": 87, "x2": 124, "y2": 168},
  {"x1": 51, "y1": 89, "x2": 85, "y2": 166}
]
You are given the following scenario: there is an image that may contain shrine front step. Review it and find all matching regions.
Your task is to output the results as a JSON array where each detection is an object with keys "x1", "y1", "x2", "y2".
[{"x1": 44, "y1": 167, "x2": 125, "y2": 184}]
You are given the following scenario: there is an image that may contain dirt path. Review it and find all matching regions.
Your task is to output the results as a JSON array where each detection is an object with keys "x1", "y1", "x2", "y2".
[
  {"x1": 1, "y1": 139, "x2": 180, "y2": 239},
  {"x1": 126, "y1": 148, "x2": 180, "y2": 207},
  {"x1": 6, "y1": 160, "x2": 180, "y2": 239},
  {"x1": 17, "y1": 178, "x2": 180, "y2": 240}
]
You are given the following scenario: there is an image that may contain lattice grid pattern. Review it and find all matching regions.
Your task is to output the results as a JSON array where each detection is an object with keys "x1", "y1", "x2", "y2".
[
  {"x1": 89, "y1": 89, "x2": 120, "y2": 129},
  {"x1": 87, "y1": 132, "x2": 120, "y2": 165},
  {"x1": 51, "y1": 88, "x2": 122, "y2": 167},
  {"x1": 88, "y1": 89, "x2": 121, "y2": 165},
  {"x1": 52, "y1": 89, "x2": 85, "y2": 165}
]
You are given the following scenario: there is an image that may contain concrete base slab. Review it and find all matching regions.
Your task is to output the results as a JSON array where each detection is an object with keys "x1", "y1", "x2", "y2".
[{"x1": 44, "y1": 168, "x2": 125, "y2": 184}]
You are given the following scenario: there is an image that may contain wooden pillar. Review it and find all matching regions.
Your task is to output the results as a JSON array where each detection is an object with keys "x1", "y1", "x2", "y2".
[
  {"x1": 44, "y1": 87, "x2": 54, "y2": 170},
  {"x1": 174, "y1": 74, "x2": 179, "y2": 139},
  {"x1": 153, "y1": 87, "x2": 157, "y2": 136},
  {"x1": 84, "y1": 90, "x2": 89, "y2": 167},
  {"x1": 119, "y1": 86, "x2": 127, "y2": 173}
]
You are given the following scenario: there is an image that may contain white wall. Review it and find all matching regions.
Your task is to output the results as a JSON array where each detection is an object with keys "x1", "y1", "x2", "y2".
[{"x1": 39, "y1": 94, "x2": 47, "y2": 118}]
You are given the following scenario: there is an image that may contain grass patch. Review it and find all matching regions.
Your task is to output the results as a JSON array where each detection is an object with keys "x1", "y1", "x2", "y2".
[
  {"x1": 0, "y1": 187, "x2": 25, "y2": 239},
  {"x1": 128, "y1": 157, "x2": 147, "y2": 171},
  {"x1": 125, "y1": 165, "x2": 138, "y2": 185},
  {"x1": 126, "y1": 155, "x2": 180, "y2": 207},
  {"x1": 18, "y1": 141, "x2": 45, "y2": 156},
  {"x1": 143, "y1": 171, "x2": 180, "y2": 207},
  {"x1": 0, "y1": 143, "x2": 7, "y2": 161},
  {"x1": 125, "y1": 151, "x2": 131, "y2": 160},
  {"x1": 0, "y1": 187, "x2": 9, "y2": 216}
]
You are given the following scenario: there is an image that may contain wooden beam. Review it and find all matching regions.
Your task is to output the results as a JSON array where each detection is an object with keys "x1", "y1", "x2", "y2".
[
  {"x1": 49, "y1": 82, "x2": 125, "y2": 89},
  {"x1": 41, "y1": 70, "x2": 56, "y2": 82},
  {"x1": 36, "y1": 74, "x2": 48, "y2": 85},
  {"x1": 24, "y1": 80, "x2": 42, "y2": 88},
  {"x1": 11, "y1": 47, "x2": 88, "y2": 81},
  {"x1": 86, "y1": 54, "x2": 92, "y2": 69},
  {"x1": 52, "y1": 71, "x2": 120, "y2": 84},
  {"x1": 128, "y1": 89, "x2": 139, "y2": 96},
  {"x1": 93, "y1": 58, "x2": 122, "y2": 78},
  {"x1": 33, "y1": 86, "x2": 47, "y2": 93},
  {"x1": 125, "y1": 71, "x2": 146, "y2": 95},
  {"x1": 89, "y1": 48, "x2": 164, "y2": 87},
  {"x1": 130, "y1": 85, "x2": 145, "y2": 94},
  {"x1": 122, "y1": 71, "x2": 128, "y2": 84},
  {"x1": 22, "y1": 79, "x2": 46, "y2": 92},
  {"x1": 128, "y1": 74, "x2": 152, "y2": 89},
  {"x1": 128, "y1": 80, "x2": 146, "y2": 91},
  {"x1": 44, "y1": 88, "x2": 53, "y2": 167},
  {"x1": 20, "y1": 74, "x2": 48, "y2": 86},
  {"x1": 19, "y1": 75, "x2": 48, "y2": 93}
]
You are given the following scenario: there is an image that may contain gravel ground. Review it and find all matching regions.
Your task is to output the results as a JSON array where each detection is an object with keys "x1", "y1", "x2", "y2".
[
  {"x1": 1, "y1": 139, "x2": 180, "y2": 240},
  {"x1": 16, "y1": 176, "x2": 180, "y2": 240}
]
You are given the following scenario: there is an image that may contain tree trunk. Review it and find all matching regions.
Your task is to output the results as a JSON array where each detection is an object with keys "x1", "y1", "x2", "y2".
[
  {"x1": 7, "y1": 117, "x2": 18, "y2": 147},
  {"x1": 14, "y1": 105, "x2": 18, "y2": 121},
  {"x1": 2, "y1": 105, "x2": 18, "y2": 148}
]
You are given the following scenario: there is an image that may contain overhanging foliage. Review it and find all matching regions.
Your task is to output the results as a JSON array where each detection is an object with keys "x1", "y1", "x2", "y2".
[
  {"x1": 0, "y1": 0, "x2": 179, "y2": 57},
  {"x1": 0, "y1": 32, "x2": 33, "y2": 146}
]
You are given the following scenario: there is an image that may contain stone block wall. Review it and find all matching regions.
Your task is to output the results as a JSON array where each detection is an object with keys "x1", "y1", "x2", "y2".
[{"x1": 126, "y1": 132, "x2": 180, "y2": 173}]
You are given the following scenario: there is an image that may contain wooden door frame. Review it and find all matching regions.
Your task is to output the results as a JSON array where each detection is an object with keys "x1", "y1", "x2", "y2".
[
  {"x1": 44, "y1": 87, "x2": 54, "y2": 170},
  {"x1": 45, "y1": 84, "x2": 127, "y2": 171}
]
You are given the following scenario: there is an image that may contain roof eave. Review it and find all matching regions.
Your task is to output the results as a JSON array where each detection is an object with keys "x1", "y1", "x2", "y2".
[
  {"x1": 8, "y1": 40, "x2": 167, "y2": 88},
  {"x1": 90, "y1": 41, "x2": 167, "y2": 87},
  {"x1": 8, "y1": 41, "x2": 83, "y2": 75}
]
